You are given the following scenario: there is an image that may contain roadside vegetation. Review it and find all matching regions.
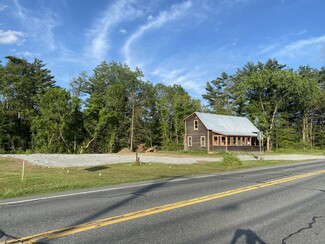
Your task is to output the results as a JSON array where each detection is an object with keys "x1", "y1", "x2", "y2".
[{"x1": 0, "y1": 156, "x2": 309, "y2": 200}]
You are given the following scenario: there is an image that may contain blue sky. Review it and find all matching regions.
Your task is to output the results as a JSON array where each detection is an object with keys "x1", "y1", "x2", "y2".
[{"x1": 1, "y1": 0, "x2": 324, "y2": 100}]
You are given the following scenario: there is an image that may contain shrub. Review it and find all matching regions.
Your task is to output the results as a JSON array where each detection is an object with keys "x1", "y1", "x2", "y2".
[{"x1": 220, "y1": 152, "x2": 242, "y2": 166}]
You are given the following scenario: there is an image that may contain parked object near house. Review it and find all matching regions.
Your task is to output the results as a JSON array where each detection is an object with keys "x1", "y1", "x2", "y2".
[{"x1": 184, "y1": 112, "x2": 260, "y2": 152}]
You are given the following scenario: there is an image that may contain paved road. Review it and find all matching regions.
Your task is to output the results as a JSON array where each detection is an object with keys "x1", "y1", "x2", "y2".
[{"x1": 1, "y1": 161, "x2": 324, "y2": 243}]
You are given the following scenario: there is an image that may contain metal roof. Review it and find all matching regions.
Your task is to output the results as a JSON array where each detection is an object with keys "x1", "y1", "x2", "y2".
[{"x1": 195, "y1": 112, "x2": 259, "y2": 136}]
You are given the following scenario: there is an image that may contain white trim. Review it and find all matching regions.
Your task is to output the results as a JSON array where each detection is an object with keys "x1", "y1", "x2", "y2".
[
  {"x1": 194, "y1": 120, "x2": 198, "y2": 130},
  {"x1": 200, "y1": 136, "x2": 206, "y2": 147},
  {"x1": 188, "y1": 136, "x2": 192, "y2": 146}
]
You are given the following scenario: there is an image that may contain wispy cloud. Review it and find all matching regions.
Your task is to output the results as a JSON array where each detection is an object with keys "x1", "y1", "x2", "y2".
[
  {"x1": 86, "y1": 0, "x2": 143, "y2": 61},
  {"x1": 0, "y1": 4, "x2": 7, "y2": 11},
  {"x1": 0, "y1": 30, "x2": 25, "y2": 45},
  {"x1": 118, "y1": 28, "x2": 127, "y2": 35},
  {"x1": 122, "y1": 1, "x2": 193, "y2": 67},
  {"x1": 152, "y1": 65, "x2": 208, "y2": 99},
  {"x1": 275, "y1": 35, "x2": 325, "y2": 58},
  {"x1": 12, "y1": 0, "x2": 60, "y2": 51},
  {"x1": 15, "y1": 50, "x2": 40, "y2": 57}
]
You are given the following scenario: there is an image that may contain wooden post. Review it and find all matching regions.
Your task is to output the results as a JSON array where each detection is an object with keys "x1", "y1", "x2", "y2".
[
  {"x1": 135, "y1": 152, "x2": 140, "y2": 166},
  {"x1": 22, "y1": 160, "x2": 25, "y2": 182},
  {"x1": 207, "y1": 130, "x2": 210, "y2": 153},
  {"x1": 225, "y1": 136, "x2": 228, "y2": 152}
]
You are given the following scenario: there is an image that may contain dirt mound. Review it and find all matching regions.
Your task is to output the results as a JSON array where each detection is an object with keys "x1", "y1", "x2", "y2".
[{"x1": 117, "y1": 148, "x2": 132, "y2": 154}]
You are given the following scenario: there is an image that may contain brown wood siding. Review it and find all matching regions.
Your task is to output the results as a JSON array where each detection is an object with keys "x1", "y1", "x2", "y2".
[
  {"x1": 184, "y1": 113, "x2": 259, "y2": 152},
  {"x1": 184, "y1": 114, "x2": 208, "y2": 151}
]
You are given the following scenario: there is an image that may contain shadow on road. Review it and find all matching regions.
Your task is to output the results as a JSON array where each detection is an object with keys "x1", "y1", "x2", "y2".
[
  {"x1": 71, "y1": 176, "x2": 182, "y2": 226},
  {"x1": 0, "y1": 229, "x2": 18, "y2": 242},
  {"x1": 230, "y1": 229, "x2": 266, "y2": 244}
]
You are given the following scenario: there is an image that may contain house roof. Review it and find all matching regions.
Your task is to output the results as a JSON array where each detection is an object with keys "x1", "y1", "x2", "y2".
[{"x1": 193, "y1": 112, "x2": 259, "y2": 137}]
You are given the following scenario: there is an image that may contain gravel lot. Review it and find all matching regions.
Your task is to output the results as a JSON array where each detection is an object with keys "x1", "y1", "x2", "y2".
[{"x1": 1, "y1": 153, "x2": 325, "y2": 167}]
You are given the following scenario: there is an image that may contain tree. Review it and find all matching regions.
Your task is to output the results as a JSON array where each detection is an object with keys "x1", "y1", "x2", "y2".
[
  {"x1": 0, "y1": 56, "x2": 55, "y2": 151},
  {"x1": 155, "y1": 83, "x2": 201, "y2": 149},
  {"x1": 82, "y1": 61, "x2": 144, "y2": 153},
  {"x1": 32, "y1": 87, "x2": 72, "y2": 153},
  {"x1": 203, "y1": 72, "x2": 236, "y2": 115}
]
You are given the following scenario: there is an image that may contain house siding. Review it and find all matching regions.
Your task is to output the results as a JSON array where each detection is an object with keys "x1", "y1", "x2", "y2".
[
  {"x1": 184, "y1": 112, "x2": 260, "y2": 152},
  {"x1": 184, "y1": 114, "x2": 207, "y2": 151}
]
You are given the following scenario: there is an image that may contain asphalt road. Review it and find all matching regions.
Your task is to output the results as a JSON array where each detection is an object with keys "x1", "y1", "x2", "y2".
[{"x1": 1, "y1": 161, "x2": 324, "y2": 243}]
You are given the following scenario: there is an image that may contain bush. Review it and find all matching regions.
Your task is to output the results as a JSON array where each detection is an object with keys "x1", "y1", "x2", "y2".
[
  {"x1": 220, "y1": 152, "x2": 242, "y2": 166},
  {"x1": 161, "y1": 142, "x2": 183, "y2": 151}
]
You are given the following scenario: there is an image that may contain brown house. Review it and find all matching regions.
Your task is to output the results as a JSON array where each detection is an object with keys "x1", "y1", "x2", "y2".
[{"x1": 184, "y1": 112, "x2": 260, "y2": 152}]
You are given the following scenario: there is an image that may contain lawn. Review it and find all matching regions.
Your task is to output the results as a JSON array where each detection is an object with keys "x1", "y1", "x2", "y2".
[{"x1": 0, "y1": 156, "x2": 308, "y2": 200}]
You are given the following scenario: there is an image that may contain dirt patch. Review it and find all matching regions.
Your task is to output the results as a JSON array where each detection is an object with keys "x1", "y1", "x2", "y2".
[{"x1": 117, "y1": 148, "x2": 132, "y2": 154}]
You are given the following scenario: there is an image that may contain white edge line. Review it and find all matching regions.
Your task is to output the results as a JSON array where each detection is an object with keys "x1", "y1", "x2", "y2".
[{"x1": 0, "y1": 174, "x2": 218, "y2": 206}]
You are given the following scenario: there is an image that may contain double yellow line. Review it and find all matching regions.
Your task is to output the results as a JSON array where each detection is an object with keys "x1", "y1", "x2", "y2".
[{"x1": 3, "y1": 169, "x2": 325, "y2": 244}]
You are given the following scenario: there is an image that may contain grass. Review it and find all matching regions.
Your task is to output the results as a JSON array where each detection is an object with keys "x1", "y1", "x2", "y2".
[{"x1": 0, "y1": 157, "x2": 310, "y2": 200}]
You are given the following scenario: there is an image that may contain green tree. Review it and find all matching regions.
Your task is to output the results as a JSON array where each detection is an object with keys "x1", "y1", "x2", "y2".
[
  {"x1": 82, "y1": 61, "x2": 144, "y2": 153},
  {"x1": 32, "y1": 87, "x2": 72, "y2": 153},
  {"x1": 0, "y1": 56, "x2": 55, "y2": 151},
  {"x1": 203, "y1": 72, "x2": 236, "y2": 115},
  {"x1": 155, "y1": 83, "x2": 201, "y2": 149}
]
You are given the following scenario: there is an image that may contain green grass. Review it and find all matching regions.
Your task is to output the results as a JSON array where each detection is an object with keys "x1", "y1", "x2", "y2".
[{"x1": 0, "y1": 157, "x2": 309, "y2": 200}]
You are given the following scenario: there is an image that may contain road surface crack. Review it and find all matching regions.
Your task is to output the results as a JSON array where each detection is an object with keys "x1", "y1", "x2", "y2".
[{"x1": 281, "y1": 216, "x2": 323, "y2": 244}]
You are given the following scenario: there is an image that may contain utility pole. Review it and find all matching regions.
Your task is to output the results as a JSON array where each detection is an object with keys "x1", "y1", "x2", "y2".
[{"x1": 130, "y1": 94, "x2": 135, "y2": 152}]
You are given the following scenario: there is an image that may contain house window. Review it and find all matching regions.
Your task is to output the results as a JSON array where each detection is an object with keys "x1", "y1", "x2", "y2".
[
  {"x1": 188, "y1": 136, "x2": 192, "y2": 146},
  {"x1": 233, "y1": 137, "x2": 237, "y2": 145},
  {"x1": 200, "y1": 136, "x2": 206, "y2": 147},
  {"x1": 221, "y1": 136, "x2": 226, "y2": 146},
  {"x1": 213, "y1": 136, "x2": 219, "y2": 146},
  {"x1": 238, "y1": 137, "x2": 241, "y2": 146},
  {"x1": 194, "y1": 120, "x2": 198, "y2": 130},
  {"x1": 247, "y1": 137, "x2": 251, "y2": 146}
]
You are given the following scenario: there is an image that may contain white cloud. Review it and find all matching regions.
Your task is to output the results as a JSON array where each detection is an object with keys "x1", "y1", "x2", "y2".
[
  {"x1": 12, "y1": 0, "x2": 60, "y2": 51},
  {"x1": 15, "y1": 50, "x2": 41, "y2": 57},
  {"x1": 86, "y1": 0, "x2": 143, "y2": 61},
  {"x1": 122, "y1": 1, "x2": 193, "y2": 67},
  {"x1": 152, "y1": 66, "x2": 207, "y2": 99},
  {"x1": 0, "y1": 30, "x2": 24, "y2": 44},
  {"x1": 118, "y1": 28, "x2": 127, "y2": 35},
  {"x1": 275, "y1": 35, "x2": 325, "y2": 58}
]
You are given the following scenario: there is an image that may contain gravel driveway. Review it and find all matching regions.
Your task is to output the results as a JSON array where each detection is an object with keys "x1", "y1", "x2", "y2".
[{"x1": 1, "y1": 153, "x2": 325, "y2": 167}]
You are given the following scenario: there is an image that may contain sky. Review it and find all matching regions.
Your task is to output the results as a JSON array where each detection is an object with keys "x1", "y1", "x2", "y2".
[{"x1": 0, "y1": 0, "x2": 324, "y2": 100}]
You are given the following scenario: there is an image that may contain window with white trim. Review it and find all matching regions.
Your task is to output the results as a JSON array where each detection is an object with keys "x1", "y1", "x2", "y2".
[
  {"x1": 194, "y1": 120, "x2": 198, "y2": 130},
  {"x1": 188, "y1": 136, "x2": 192, "y2": 146},
  {"x1": 200, "y1": 136, "x2": 206, "y2": 147}
]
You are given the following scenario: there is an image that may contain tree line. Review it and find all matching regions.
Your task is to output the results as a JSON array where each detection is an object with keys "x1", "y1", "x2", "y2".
[
  {"x1": 0, "y1": 56, "x2": 324, "y2": 153},
  {"x1": 0, "y1": 56, "x2": 200, "y2": 153}
]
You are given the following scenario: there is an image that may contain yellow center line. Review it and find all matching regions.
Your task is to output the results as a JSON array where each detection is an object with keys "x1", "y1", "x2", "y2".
[{"x1": 3, "y1": 169, "x2": 325, "y2": 244}]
